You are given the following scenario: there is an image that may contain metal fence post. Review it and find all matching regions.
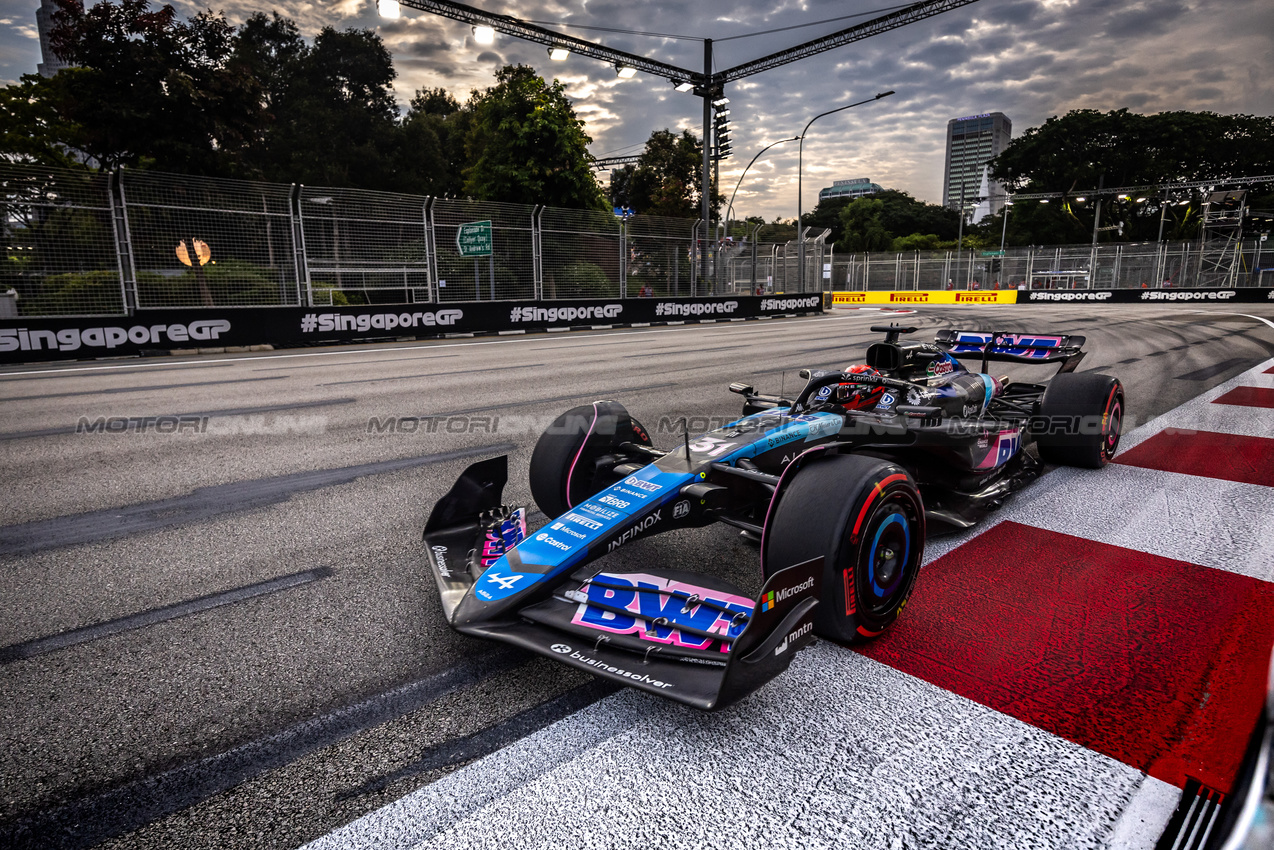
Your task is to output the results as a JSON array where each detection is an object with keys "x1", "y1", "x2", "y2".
[
  {"x1": 532, "y1": 205, "x2": 544, "y2": 300},
  {"x1": 619, "y1": 217, "x2": 627, "y2": 298},
  {"x1": 292, "y1": 184, "x2": 315, "y2": 306},
  {"x1": 423, "y1": 196, "x2": 437, "y2": 302},
  {"x1": 108, "y1": 168, "x2": 138, "y2": 313}
]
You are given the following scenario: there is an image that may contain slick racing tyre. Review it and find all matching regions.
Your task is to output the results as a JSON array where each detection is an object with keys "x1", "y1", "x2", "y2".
[
  {"x1": 529, "y1": 401, "x2": 651, "y2": 518},
  {"x1": 1033, "y1": 373, "x2": 1124, "y2": 469},
  {"x1": 764, "y1": 454, "x2": 925, "y2": 644}
]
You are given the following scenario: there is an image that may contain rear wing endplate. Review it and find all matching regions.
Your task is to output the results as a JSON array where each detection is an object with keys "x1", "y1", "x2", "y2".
[{"x1": 935, "y1": 329, "x2": 1086, "y2": 372}]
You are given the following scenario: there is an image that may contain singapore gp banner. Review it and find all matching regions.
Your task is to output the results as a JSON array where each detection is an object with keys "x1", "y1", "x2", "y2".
[
  {"x1": 0, "y1": 295, "x2": 822, "y2": 364},
  {"x1": 1020, "y1": 288, "x2": 1274, "y2": 304}
]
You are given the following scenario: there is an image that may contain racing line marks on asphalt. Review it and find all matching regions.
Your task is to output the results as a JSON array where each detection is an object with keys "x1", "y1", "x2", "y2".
[
  {"x1": 0, "y1": 649, "x2": 527, "y2": 850},
  {"x1": 340, "y1": 679, "x2": 620, "y2": 798},
  {"x1": 0, "y1": 566, "x2": 335, "y2": 665},
  {"x1": 422, "y1": 382, "x2": 676, "y2": 419},
  {"x1": 317, "y1": 363, "x2": 545, "y2": 387},
  {"x1": 0, "y1": 374, "x2": 288, "y2": 402},
  {"x1": 0, "y1": 443, "x2": 515, "y2": 555},
  {"x1": 1175, "y1": 358, "x2": 1257, "y2": 381}
]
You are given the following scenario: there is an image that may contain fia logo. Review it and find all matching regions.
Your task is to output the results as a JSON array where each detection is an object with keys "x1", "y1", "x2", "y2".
[{"x1": 673, "y1": 500, "x2": 690, "y2": 519}]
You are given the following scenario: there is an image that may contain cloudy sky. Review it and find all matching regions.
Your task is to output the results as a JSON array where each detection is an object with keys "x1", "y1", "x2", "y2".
[{"x1": 2, "y1": 0, "x2": 1271, "y2": 219}]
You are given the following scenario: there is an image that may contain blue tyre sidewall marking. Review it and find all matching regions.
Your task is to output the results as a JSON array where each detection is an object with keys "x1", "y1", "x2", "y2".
[{"x1": 867, "y1": 509, "x2": 910, "y2": 600}]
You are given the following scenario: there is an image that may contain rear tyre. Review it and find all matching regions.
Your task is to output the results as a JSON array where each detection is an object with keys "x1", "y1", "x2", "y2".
[
  {"x1": 529, "y1": 402, "x2": 649, "y2": 518},
  {"x1": 1033, "y1": 373, "x2": 1124, "y2": 469},
  {"x1": 764, "y1": 454, "x2": 925, "y2": 644}
]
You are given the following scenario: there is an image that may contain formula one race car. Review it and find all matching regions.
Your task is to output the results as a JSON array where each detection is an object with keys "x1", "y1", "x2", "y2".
[{"x1": 422, "y1": 324, "x2": 1124, "y2": 710}]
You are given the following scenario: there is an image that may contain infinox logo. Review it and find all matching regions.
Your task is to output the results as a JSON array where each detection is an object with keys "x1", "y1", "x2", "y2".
[
  {"x1": 607, "y1": 510, "x2": 661, "y2": 552},
  {"x1": 1, "y1": 320, "x2": 230, "y2": 352}
]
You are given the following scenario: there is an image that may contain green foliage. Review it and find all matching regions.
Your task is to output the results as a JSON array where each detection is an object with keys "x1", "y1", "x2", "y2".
[
  {"x1": 799, "y1": 197, "x2": 852, "y2": 245},
  {"x1": 991, "y1": 109, "x2": 1274, "y2": 192},
  {"x1": 0, "y1": 74, "x2": 83, "y2": 167},
  {"x1": 611, "y1": 129, "x2": 721, "y2": 219},
  {"x1": 890, "y1": 233, "x2": 951, "y2": 252},
  {"x1": 44, "y1": 0, "x2": 263, "y2": 173},
  {"x1": 553, "y1": 261, "x2": 614, "y2": 298},
  {"x1": 463, "y1": 65, "x2": 605, "y2": 210},
  {"x1": 21, "y1": 270, "x2": 122, "y2": 315},
  {"x1": 836, "y1": 190, "x2": 960, "y2": 252},
  {"x1": 134, "y1": 260, "x2": 283, "y2": 307}
]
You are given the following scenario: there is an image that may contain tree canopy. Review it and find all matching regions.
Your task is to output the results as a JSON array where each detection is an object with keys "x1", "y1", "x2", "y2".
[
  {"x1": 834, "y1": 190, "x2": 961, "y2": 252},
  {"x1": 42, "y1": 0, "x2": 262, "y2": 173},
  {"x1": 990, "y1": 108, "x2": 1274, "y2": 192},
  {"x1": 462, "y1": 65, "x2": 605, "y2": 210},
  {"x1": 0, "y1": 3, "x2": 609, "y2": 211},
  {"x1": 610, "y1": 129, "x2": 721, "y2": 219}
]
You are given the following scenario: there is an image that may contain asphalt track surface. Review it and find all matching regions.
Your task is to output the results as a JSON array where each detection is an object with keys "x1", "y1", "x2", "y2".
[{"x1": 2, "y1": 303, "x2": 1273, "y2": 849}]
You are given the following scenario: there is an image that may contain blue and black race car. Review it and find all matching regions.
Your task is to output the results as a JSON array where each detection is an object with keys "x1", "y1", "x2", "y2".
[{"x1": 422, "y1": 324, "x2": 1124, "y2": 710}]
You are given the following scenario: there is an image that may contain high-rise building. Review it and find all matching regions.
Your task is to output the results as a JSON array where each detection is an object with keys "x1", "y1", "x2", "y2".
[
  {"x1": 818, "y1": 178, "x2": 885, "y2": 203},
  {"x1": 943, "y1": 112, "x2": 1011, "y2": 219},
  {"x1": 36, "y1": 0, "x2": 71, "y2": 77}
]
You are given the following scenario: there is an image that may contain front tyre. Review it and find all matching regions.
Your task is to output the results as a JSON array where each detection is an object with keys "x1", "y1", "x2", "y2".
[
  {"x1": 528, "y1": 402, "x2": 649, "y2": 518},
  {"x1": 1033, "y1": 373, "x2": 1124, "y2": 469},
  {"x1": 764, "y1": 454, "x2": 925, "y2": 644}
]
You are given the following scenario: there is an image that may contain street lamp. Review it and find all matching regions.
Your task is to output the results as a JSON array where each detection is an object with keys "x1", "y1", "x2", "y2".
[
  {"x1": 726, "y1": 136, "x2": 799, "y2": 223},
  {"x1": 722, "y1": 136, "x2": 800, "y2": 290},
  {"x1": 999, "y1": 201, "x2": 1012, "y2": 254},
  {"x1": 797, "y1": 90, "x2": 895, "y2": 291}
]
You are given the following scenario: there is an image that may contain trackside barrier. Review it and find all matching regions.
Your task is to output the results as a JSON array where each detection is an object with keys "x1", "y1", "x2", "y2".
[
  {"x1": 827, "y1": 288, "x2": 1274, "y2": 308},
  {"x1": 0, "y1": 295, "x2": 823, "y2": 364}
]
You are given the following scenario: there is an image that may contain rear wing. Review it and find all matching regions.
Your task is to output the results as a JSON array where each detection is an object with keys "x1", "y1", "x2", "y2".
[{"x1": 934, "y1": 330, "x2": 1086, "y2": 372}]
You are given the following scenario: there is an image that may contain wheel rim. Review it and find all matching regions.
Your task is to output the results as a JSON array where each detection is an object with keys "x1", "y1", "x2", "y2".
[
  {"x1": 1103, "y1": 396, "x2": 1123, "y2": 460},
  {"x1": 857, "y1": 496, "x2": 918, "y2": 619}
]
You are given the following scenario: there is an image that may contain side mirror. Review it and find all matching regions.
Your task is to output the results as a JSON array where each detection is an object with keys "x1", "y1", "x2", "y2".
[
  {"x1": 728, "y1": 382, "x2": 754, "y2": 396},
  {"x1": 798, "y1": 369, "x2": 811, "y2": 380}
]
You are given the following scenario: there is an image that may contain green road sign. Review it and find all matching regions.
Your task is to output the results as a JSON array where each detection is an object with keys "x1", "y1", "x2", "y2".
[
  {"x1": 457, "y1": 220, "x2": 493, "y2": 258},
  {"x1": 981, "y1": 250, "x2": 1005, "y2": 257}
]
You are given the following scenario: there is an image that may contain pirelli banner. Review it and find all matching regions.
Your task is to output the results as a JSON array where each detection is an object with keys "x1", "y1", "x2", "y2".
[
  {"x1": 830, "y1": 288, "x2": 1274, "y2": 308},
  {"x1": 830, "y1": 290, "x2": 1020, "y2": 306},
  {"x1": 0, "y1": 295, "x2": 822, "y2": 364}
]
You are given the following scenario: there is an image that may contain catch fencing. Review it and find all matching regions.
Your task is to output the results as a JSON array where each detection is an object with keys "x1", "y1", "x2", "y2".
[
  {"x1": 2, "y1": 163, "x2": 745, "y2": 317},
  {"x1": 816, "y1": 240, "x2": 1269, "y2": 292},
  {"x1": 2, "y1": 161, "x2": 1268, "y2": 318}
]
